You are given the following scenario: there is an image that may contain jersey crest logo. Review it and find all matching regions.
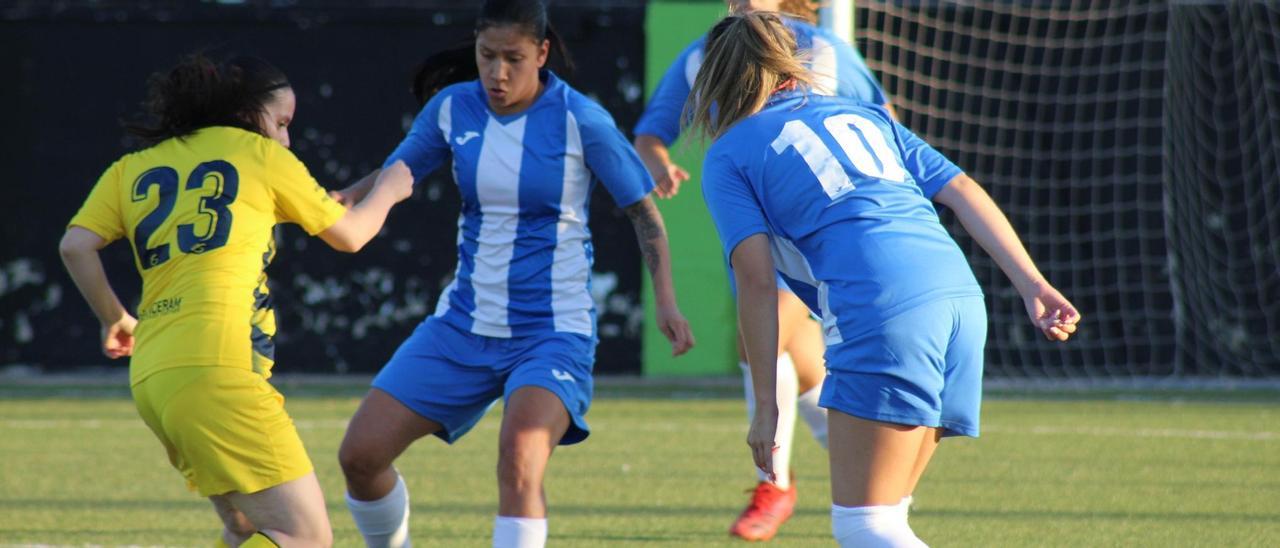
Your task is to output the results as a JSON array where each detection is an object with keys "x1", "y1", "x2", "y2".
[
  {"x1": 454, "y1": 131, "x2": 480, "y2": 146},
  {"x1": 551, "y1": 369, "x2": 575, "y2": 382}
]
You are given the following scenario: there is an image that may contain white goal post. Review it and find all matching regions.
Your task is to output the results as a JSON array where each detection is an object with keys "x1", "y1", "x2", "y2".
[{"x1": 819, "y1": 0, "x2": 855, "y2": 43}]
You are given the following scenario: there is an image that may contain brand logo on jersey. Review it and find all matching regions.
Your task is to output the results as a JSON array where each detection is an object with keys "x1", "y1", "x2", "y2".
[
  {"x1": 551, "y1": 369, "x2": 575, "y2": 383},
  {"x1": 454, "y1": 131, "x2": 480, "y2": 146}
]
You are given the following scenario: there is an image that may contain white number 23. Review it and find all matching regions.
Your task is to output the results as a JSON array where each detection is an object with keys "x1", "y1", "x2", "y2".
[{"x1": 769, "y1": 114, "x2": 907, "y2": 199}]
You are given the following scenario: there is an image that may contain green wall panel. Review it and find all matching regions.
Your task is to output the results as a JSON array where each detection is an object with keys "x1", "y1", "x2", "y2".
[{"x1": 641, "y1": 1, "x2": 739, "y2": 377}]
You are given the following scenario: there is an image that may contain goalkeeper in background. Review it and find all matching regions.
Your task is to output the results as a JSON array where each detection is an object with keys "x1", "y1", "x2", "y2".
[
  {"x1": 58, "y1": 53, "x2": 414, "y2": 547},
  {"x1": 632, "y1": 0, "x2": 894, "y2": 541}
]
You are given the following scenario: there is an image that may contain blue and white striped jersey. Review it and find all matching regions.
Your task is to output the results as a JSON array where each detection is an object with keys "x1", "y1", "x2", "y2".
[
  {"x1": 635, "y1": 15, "x2": 888, "y2": 146},
  {"x1": 385, "y1": 72, "x2": 654, "y2": 338},
  {"x1": 701, "y1": 92, "x2": 982, "y2": 345}
]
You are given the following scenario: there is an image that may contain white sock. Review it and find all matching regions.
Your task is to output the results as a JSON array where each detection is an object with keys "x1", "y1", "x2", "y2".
[
  {"x1": 740, "y1": 354, "x2": 798, "y2": 488},
  {"x1": 831, "y1": 504, "x2": 927, "y2": 548},
  {"x1": 492, "y1": 516, "x2": 547, "y2": 548},
  {"x1": 900, "y1": 495, "x2": 914, "y2": 520},
  {"x1": 797, "y1": 383, "x2": 828, "y2": 449},
  {"x1": 346, "y1": 473, "x2": 411, "y2": 548}
]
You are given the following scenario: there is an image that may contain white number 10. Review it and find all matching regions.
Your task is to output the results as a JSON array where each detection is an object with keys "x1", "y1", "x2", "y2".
[{"x1": 770, "y1": 114, "x2": 907, "y2": 200}]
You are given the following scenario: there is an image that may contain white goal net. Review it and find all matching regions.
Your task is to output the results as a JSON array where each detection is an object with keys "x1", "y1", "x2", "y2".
[{"x1": 853, "y1": 1, "x2": 1280, "y2": 379}]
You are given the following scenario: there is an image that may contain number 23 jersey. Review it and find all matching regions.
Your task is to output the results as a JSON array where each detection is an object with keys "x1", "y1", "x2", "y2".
[
  {"x1": 701, "y1": 93, "x2": 983, "y2": 345},
  {"x1": 69, "y1": 127, "x2": 347, "y2": 385}
]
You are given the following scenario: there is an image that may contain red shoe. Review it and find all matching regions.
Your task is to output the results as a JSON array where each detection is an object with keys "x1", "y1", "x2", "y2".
[{"x1": 729, "y1": 480, "x2": 797, "y2": 541}]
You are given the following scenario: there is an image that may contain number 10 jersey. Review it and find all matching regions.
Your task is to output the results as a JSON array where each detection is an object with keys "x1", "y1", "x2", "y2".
[{"x1": 701, "y1": 93, "x2": 984, "y2": 347}]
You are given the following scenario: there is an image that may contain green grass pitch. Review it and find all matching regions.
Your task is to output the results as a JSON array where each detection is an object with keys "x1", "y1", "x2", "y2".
[{"x1": 1, "y1": 382, "x2": 1278, "y2": 546}]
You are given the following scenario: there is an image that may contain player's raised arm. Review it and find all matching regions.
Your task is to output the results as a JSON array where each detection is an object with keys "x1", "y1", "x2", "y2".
[
  {"x1": 633, "y1": 37, "x2": 703, "y2": 199},
  {"x1": 318, "y1": 161, "x2": 414, "y2": 252},
  {"x1": 633, "y1": 135, "x2": 690, "y2": 199},
  {"x1": 332, "y1": 57, "x2": 460, "y2": 209},
  {"x1": 330, "y1": 169, "x2": 378, "y2": 208},
  {"x1": 933, "y1": 174, "x2": 1080, "y2": 341}
]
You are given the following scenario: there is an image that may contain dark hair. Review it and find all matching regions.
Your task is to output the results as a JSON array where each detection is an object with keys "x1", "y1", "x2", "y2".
[
  {"x1": 412, "y1": 0, "x2": 574, "y2": 106},
  {"x1": 412, "y1": 43, "x2": 480, "y2": 107},
  {"x1": 125, "y1": 54, "x2": 290, "y2": 145}
]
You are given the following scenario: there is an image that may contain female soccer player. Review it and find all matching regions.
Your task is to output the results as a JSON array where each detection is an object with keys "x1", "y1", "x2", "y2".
[
  {"x1": 690, "y1": 13, "x2": 1080, "y2": 546},
  {"x1": 332, "y1": 1, "x2": 695, "y2": 547},
  {"x1": 59, "y1": 54, "x2": 414, "y2": 547},
  {"x1": 633, "y1": 0, "x2": 892, "y2": 539}
]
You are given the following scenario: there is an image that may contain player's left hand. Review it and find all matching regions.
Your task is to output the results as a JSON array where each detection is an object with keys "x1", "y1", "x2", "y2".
[
  {"x1": 656, "y1": 304, "x2": 695, "y2": 356},
  {"x1": 747, "y1": 402, "x2": 779, "y2": 482},
  {"x1": 1022, "y1": 281, "x2": 1080, "y2": 342},
  {"x1": 101, "y1": 313, "x2": 137, "y2": 359}
]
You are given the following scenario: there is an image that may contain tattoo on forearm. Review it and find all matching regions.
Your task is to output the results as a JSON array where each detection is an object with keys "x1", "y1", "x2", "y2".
[{"x1": 624, "y1": 199, "x2": 667, "y2": 275}]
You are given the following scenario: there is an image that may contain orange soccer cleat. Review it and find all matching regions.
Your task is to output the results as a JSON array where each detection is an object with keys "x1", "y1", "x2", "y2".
[{"x1": 729, "y1": 480, "x2": 797, "y2": 541}]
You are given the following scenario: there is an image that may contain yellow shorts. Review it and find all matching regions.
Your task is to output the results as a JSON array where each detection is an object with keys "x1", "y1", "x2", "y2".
[{"x1": 131, "y1": 366, "x2": 313, "y2": 497}]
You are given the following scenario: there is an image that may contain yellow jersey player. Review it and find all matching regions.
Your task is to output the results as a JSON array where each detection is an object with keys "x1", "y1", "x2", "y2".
[{"x1": 58, "y1": 54, "x2": 414, "y2": 548}]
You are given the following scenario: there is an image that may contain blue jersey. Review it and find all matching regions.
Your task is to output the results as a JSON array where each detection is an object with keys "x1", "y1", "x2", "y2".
[
  {"x1": 635, "y1": 16, "x2": 888, "y2": 146},
  {"x1": 701, "y1": 92, "x2": 982, "y2": 345},
  {"x1": 385, "y1": 72, "x2": 654, "y2": 338}
]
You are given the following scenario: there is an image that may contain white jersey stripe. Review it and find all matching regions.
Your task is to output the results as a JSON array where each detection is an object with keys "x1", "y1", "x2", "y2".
[
  {"x1": 770, "y1": 235, "x2": 843, "y2": 344},
  {"x1": 470, "y1": 115, "x2": 526, "y2": 337},
  {"x1": 552, "y1": 111, "x2": 595, "y2": 335},
  {"x1": 433, "y1": 213, "x2": 466, "y2": 318},
  {"x1": 809, "y1": 35, "x2": 839, "y2": 97}
]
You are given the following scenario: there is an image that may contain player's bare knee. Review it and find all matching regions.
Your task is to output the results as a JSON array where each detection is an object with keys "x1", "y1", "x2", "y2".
[
  {"x1": 495, "y1": 442, "x2": 544, "y2": 492},
  {"x1": 338, "y1": 444, "x2": 385, "y2": 484}
]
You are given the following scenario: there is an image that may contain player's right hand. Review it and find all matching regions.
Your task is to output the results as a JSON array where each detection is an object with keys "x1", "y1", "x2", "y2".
[
  {"x1": 329, "y1": 189, "x2": 356, "y2": 208},
  {"x1": 376, "y1": 160, "x2": 415, "y2": 204},
  {"x1": 747, "y1": 402, "x2": 779, "y2": 483},
  {"x1": 330, "y1": 169, "x2": 382, "y2": 207},
  {"x1": 101, "y1": 313, "x2": 137, "y2": 359},
  {"x1": 653, "y1": 162, "x2": 690, "y2": 199}
]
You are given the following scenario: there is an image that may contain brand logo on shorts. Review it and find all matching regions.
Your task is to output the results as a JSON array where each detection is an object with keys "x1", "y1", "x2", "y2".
[
  {"x1": 551, "y1": 369, "x2": 575, "y2": 382},
  {"x1": 455, "y1": 131, "x2": 480, "y2": 146}
]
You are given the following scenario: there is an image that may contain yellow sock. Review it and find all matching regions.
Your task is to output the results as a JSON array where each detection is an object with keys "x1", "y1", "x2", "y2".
[
  {"x1": 213, "y1": 538, "x2": 231, "y2": 548},
  {"x1": 240, "y1": 532, "x2": 280, "y2": 547}
]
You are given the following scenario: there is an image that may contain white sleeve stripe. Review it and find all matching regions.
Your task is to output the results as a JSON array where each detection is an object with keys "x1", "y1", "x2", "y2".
[
  {"x1": 808, "y1": 36, "x2": 839, "y2": 97},
  {"x1": 685, "y1": 48, "x2": 704, "y2": 89},
  {"x1": 437, "y1": 95, "x2": 453, "y2": 140}
]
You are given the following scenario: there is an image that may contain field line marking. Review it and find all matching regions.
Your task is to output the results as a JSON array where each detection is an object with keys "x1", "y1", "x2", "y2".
[
  {"x1": 983, "y1": 425, "x2": 1278, "y2": 441},
  {"x1": 2, "y1": 419, "x2": 1276, "y2": 441}
]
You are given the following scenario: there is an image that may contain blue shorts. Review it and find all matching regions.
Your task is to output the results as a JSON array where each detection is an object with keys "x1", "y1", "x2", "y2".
[
  {"x1": 819, "y1": 296, "x2": 986, "y2": 437},
  {"x1": 372, "y1": 317, "x2": 597, "y2": 445}
]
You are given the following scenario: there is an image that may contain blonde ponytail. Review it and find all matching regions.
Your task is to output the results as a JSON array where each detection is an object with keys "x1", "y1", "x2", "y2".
[
  {"x1": 684, "y1": 12, "x2": 813, "y2": 139},
  {"x1": 779, "y1": 0, "x2": 819, "y2": 23}
]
